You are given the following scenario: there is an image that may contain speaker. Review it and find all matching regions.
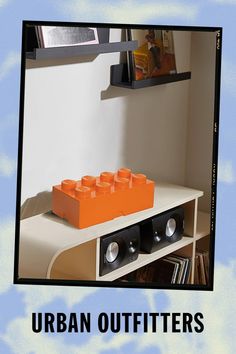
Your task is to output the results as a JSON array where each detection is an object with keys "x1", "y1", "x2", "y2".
[
  {"x1": 99, "y1": 225, "x2": 140, "y2": 276},
  {"x1": 140, "y1": 206, "x2": 184, "y2": 253}
]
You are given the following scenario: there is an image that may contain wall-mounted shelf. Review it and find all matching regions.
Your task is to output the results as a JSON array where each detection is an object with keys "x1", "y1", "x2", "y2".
[
  {"x1": 26, "y1": 26, "x2": 138, "y2": 60},
  {"x1": 110, "y1": 63, "x2": 191, "y2": 89},
  {"x1": 26, "y1": 40, "x2": 138, "y2": 60}
]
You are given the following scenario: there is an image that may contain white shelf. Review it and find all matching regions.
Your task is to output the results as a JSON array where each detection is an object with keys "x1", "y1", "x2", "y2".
[
  {"x1": 98, "y1": 236, "x2": 193, "y2": 281},
  {"x1": 20, "y1": 181, "x2": 203, "y2": 248},
  {"x1": 195, "y1": 211, "x2": 210, "y2": 240},
  {"x1": 19, "y1": 181, "x2": 203, "y2": 279}
]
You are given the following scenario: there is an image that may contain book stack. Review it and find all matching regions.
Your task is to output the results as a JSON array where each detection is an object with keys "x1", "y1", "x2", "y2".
[
  {"x1": 118, "y1": 254, "x2": 192, "y2": 285},
  {"x1": 194, "y1": 250, "x2": 209, "y2": 285},
  {"x1": 152, "y1": 254, "x2": 192, "y2": 285}
]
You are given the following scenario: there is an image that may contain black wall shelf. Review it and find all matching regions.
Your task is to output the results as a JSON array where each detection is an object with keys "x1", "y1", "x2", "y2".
[
  {"x1": 26, "y1": 40, "x2": 138, "y2": 60},
  {"x1": 110, "y1": 64, "x2": 191, "y2": 89}
]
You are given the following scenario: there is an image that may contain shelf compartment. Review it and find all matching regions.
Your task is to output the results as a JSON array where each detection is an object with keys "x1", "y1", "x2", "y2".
[
  {"x1": 26, "y1": 40, "x2": 138, "y2": 60},
  {"x1": 111, "y1": 63, "x2": 191, "y2": 89},
  {"x1": 195, "y1": 211, "x2": 210, "y2": 240},
  {"x1": 196, "y1": 234, "x2": 210, "y2": 253},
  {"x1": 98, "y1": 236, "x2": 193, "y2": 281}
]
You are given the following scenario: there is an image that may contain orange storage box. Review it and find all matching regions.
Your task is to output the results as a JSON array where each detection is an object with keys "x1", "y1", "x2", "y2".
[{"x1": 52, "y1": 168, "x2": 155, "y2": 229}]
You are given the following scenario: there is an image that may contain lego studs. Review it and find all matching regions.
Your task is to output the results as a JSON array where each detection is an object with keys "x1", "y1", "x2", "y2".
[
  {"x1": 96, "y1": 182, "x2": 112, "y2": 195},
  {"x1": 61, "y1": 179, "x2": 77, "y2": 191},
  {"x1": 61, "y1": 171, "x2": 147, "y2": 197},
  {"x1": 115, "y1": 177, "x2": 129, "y2": 190},
  {"x1": 100, "y1": 172, "x2": 114, "y2": 183},
  {"x1": 75, "y1": 186, "x2": 92, "y2": 199},
  {"x1": 132, "y1": 173, "x2": 147, "y2": 185},
  {"x1": 118, "y1": 168, "x2": 131, "y2": 179},
  {"x1": 81, "y1": 175, "x2": 96, "y2": 188},
  {"x1": 53, "y1": 168, "x2": 155, "y2": 228}
]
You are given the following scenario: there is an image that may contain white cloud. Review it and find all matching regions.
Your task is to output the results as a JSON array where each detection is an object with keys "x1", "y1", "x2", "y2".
[
  {"x1": 142, "y1": 289, "x2": 158, "y2": 312},
  {"x1": 1, "y1": 316, "x2": 71, "y2": 354},
  {"x1": 0, "y1": 153, "x2": 16, "y2": 177},
  {"x1": 17, "y1": 285, "x2": 98, "y2": 313},
  {"x1": 218, "y1": 160, "x2": 235, "y2": 183},
  {"x1": 0, "y1": 218, "x2": 15, "y2": 294},
  {"x1": 66, "y1": 333, "x2": 133, "y2": 354},
  {"x1": 211, "y1": 0, "x2": 236, "y2": 3},
  {"x1": 0, "y1": 0, "x2": 10, "y2": 7},
  {"x1": 221, "y1": 58, "x2": 236, "y2": 97},
  {"x1": 2, "y1": 261, "x2": 236, "y2": 354},
  {"x1": 61, "y1": 0, "x2": 199, "y2": 23},
  {"x1": 1, "y1": 315, "x2": 133, "y2": 354},
  {"x1": 0, "y1": 51, "x2": 21, "y2": 82}
]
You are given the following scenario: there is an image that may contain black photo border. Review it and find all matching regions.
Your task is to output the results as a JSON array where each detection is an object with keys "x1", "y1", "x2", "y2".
[{"x1": 14, "y1": 20, "x2": 222, "y2": 291}]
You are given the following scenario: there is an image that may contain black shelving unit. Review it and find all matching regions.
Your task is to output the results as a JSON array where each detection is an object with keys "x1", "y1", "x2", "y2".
[{"x1": 110, "y1": 64, "x2": 191, "y2": 89}]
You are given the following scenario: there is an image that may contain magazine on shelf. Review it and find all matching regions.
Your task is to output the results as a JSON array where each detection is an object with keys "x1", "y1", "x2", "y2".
[
  {"x1": 117, "y1": 254, "x2": 192, "y2": 285},
  {"x1": 194, "y1": 250, "x2": 209, "y2": 285},
  {"x1": 126, "y1": 28, "x2": 176, "y2": 81},
  {"x1": 166, "y1": 255, "x2": 190, "y2": 284},
  {"x1": 35, "y1": 26, "x2": 99, "y2": 48},
  {"x1": 125, "y1": 29, "x2": 135, "y2": 82}
]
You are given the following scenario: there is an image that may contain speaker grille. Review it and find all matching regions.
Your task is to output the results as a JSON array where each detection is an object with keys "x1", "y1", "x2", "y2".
[
  {"x1": 105, "y1": 242, "x2": 119, "y2": 263},
  {"x1": 166, "y1": 218, "x2": 177, "y2": 237},
  {"x1": 100, "y1": 225, "x2": 140, "y2": 276},
  {"x1": 140, "y1": 206, "x2": 184, "y2": 253}
]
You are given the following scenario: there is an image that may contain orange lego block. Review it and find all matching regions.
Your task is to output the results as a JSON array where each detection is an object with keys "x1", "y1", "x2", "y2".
[{"x1": 52, "y1": 168, "x2": 155, "y2": 229}]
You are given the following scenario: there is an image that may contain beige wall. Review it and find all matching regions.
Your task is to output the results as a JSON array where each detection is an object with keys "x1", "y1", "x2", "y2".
[
  {"x1": 21, "y1": 29, "x2": 216, "y2": 216},
  {"x1": 185, "y1": 32, "x2": 216, "y2": 212},
  {"x1": 21, "y1": 29, "x2": 192, "y2": 203}
]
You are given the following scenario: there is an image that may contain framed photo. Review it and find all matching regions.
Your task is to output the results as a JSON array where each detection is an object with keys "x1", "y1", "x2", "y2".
[
  {"x1": 36, "y1": 26, "x2": 99, "y2": 48},
  {"x1": 127, "y1": 29, "x2": 177, "y2": 81},
  {"x1": 15, "y1": 22, "x2": 221, "y2": 291}
]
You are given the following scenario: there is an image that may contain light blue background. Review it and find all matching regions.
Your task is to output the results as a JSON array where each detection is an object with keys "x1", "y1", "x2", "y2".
[{"x1": 0, "y1": 1, "x2": 236, "y2": 353}]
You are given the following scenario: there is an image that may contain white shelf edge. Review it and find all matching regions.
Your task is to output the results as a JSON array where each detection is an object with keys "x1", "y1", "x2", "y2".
[
  {"x1": 20, "y1": 181, "x2": 203, "y2": 250},
  {"x1": 97, "y1": 236, "x2": 193, "y2": 282}
]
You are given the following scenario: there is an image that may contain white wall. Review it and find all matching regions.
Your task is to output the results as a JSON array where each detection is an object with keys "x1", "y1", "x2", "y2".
[
  {"x1": 185, "y1": 31, "x2": 216, "y2": 212},
  {"x1": 21, "y1": 29, "x2": 192, "y2": 207}
]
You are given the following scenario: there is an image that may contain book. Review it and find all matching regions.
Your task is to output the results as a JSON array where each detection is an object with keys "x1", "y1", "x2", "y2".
[
  {"x1": 152, "y1": 258, "x2": 179, "y2": 284},
  {"x1": 127, "y1": 28, "x2": 176, "y2": 81},
  {"x1": 117, "y1": 253, "x2": 192, "y2": 285},
  {"x1": 166, "y1": 254, "x2": 188, "y2": 284},
  {"x1": 203, "y1": 251, "x2": 209, "y2": 283},
  {"x1": 35, "y1": 26, "x2": 99, "y2": 48},
  {"x1": 118, "y1": 254, "x2": 191, "y2": 285},
  {"x1": 185, "y1": 258, "x2": 192, "y2": 284},
  {"x1": 198, "y1": 253, "x2": 207, "y2": 285},
  {"x1": 194, "y1": 250, "x2": 209, "y2": 285},
  {"x1": 126, "y1": 29, "x2": 135, "y2": 82}
]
